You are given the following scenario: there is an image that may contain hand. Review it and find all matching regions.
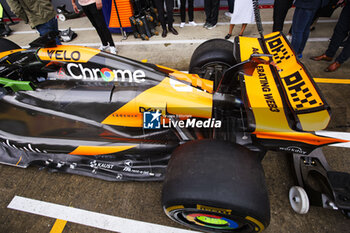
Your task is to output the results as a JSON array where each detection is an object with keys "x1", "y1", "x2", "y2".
[
  {"x1": 72, "y1": 2, "x2": 79, "y2": 14},
  {"x1": 96, "y1": 0, "x2": 103, "y2": 10},
  {"x1": 337, "y1": 0, "x2": 345, "y2": 7}
]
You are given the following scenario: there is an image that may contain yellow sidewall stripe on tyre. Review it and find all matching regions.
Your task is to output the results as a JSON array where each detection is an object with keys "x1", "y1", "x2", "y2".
[
  {"x1": 245, "y1": 216, "x2": 265, "y2": 232},
  {"x1": 165, "y1": 205, "x2": 185, "y2": 214}
]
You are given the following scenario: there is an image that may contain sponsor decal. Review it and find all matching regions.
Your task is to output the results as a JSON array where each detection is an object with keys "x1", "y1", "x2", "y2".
[
  {"x1": 256, "y1": 65, "x2": 280, "y2": 112},
  {"x1": 124, "y1": 159, "x2": 133, "y2": 167},
  {"x1": 89, "y1": 160, "x2": 114, "y2": 169},
  {"x1": 279, "y1": 146, "x2": 307, "y2": 154},
  {"x1": 139, "y1": 107, "x2": 162, "y2": 113},
  {"x1": 122, "y1": 166, "x2": 155, "y2": 176},
  {"x1": 47, "y1": 50, "x2": 81, "y2": 61},
  {"x1": 66, "y1": 63, "x2": 146, "y2": 83},
  {"x1": 252, "y1": 47, "x2": 260, "y2": 54},
  {"x1": 197, "y1": 204, "x2": 232, "y2": 215},
  {"x1": 283, "y1": 72, "x2": 317, "y2": 109},
  {"x1": 267, "y1": 37, "x2": 291, "y2": 64}
]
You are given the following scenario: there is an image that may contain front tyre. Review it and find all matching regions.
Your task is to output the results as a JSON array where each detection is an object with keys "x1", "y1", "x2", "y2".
[
  {"x1": 162, "y1": 140, "x2": 270, "y2": 233},
  {"x1": 189, "y1": 39, "x2": 237, "y2": 88}
]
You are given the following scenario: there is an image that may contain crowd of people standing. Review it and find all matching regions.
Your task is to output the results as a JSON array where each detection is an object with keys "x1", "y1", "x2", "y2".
[{"x1": 5, "y1": 0, "x2": 349, "y2": 71}]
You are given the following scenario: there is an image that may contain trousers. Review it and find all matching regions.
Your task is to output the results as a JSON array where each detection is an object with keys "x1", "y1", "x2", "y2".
[
  {"x1": 325, "y1": 3, "x2": 350, "y2": 64},
  {"x1": 180, "y1": 0, "x2": 194, "y2": 22},
  {"x1": 272, "y1": 0, "x2": 293, "y2": 32},
  {"x1": 154, "y1": 0, "x2": 174, "y2": 29},
  {"x1": 82, "y1": 3, "x2": 115, "y2": 47},
  {"x1": 204, "y1": 0, "x2": 220, "y2": 25},
  {"x1": 291, "y1": 7, "x2": 317, "y2": 56}
]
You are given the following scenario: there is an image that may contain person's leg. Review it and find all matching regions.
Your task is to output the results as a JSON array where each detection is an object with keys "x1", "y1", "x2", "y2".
[
  {"x1": 239, "y1": 24, "x2": 247, "y2": 36},
  {"x1": 154, "y1": 0, "x2": 166, "y2": 30},
  {"x1": 165, "y1": 0, "x2": 177, "y2": 34},
  {"x1": 82, "y1": 4, "x2": 107, "y2": 46},
  {"x1": 228, "y1": 0, "x2": 234, "y2": 13},
  {"x1": 204, "y1": 0, "x2": 211, "y2": 24},
  {"x1": 325, "y1": 3, "x2": 350, "y2": 58},
  {"x1": 188, "y1": 0, "x2": 194, "y2": 22},
  {"x1": 225, "y1": 24, "x2": 235, "y2": 39},
  {"x1": 273, "y1": 0, "x2": 293, "y2": 32},
  {"x1": 83, "y1": 4, "x2": 115, "y2": 47},
  {"x1": 210, "y1": 0, "x2": 220, "y2": 25},
  {"x1": 325, "y1": 35, "x2": 350, "y2": 71},
  {"x1": 335, "y1": 35, "x2": 350, "y2": 64},
  {"x1": 291, "y1": 8, "x2": 315, "y2": 56},
  {"x1": 298, "y1": 9, "x2": 316, "y2": 55},
  {"x1": 165, "y1": 0, "x2": 174, "y2": 28},
  {"x1": 180, "y1": 0, "x2": 186, "y2": 23},
  {"x1": 35, "y1": 17, "x2": 61, "y2": 45}
]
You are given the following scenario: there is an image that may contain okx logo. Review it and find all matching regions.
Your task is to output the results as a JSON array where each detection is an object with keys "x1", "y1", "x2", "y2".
[{"x1": 143, "y1": 110, "x2": 161, "y2": 129}]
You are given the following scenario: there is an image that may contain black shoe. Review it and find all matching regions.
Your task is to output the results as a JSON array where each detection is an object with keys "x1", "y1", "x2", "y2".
[
  {"x1": 206, "y1": 23, "x2": 216, "y2": 30},
  {"x1": 162, "y1": 29, "x2": 167, "y2": 38},
  {"x1": 168, "y1": 27, "x2": 178, "y2": 35},
  {"x1": 225, "y1": 34, "x2": 232, "y2": 39},
  {"x1": 203, "y1": 22, "x2": 210, "y2": 28}
]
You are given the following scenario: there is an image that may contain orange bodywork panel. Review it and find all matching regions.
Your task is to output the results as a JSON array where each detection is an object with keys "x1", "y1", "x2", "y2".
[
  {"x1": 102, "y1": 76, "x2": 213, "y2": 127},
  {"x1": 37, "y1": 45, "x2": 100, "y2": 63},
  {"x1": 69, "y1": 145, "x2": 136, "y2": 156}
]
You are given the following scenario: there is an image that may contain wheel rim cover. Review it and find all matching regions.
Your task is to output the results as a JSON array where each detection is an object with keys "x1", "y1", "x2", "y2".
[{"x1": 185, "y1": 213, "x2": 239, "y2": 230}]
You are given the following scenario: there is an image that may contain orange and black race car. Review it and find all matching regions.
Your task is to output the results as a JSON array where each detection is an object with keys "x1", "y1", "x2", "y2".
[{"x1": 0, "y1": 31, "x2": 349, "y2": 232}]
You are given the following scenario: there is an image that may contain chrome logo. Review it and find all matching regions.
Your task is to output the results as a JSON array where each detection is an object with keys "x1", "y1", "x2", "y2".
[
  {"x1": 66, "y1": 63, "x2": 146, "y2": 83},
  {"x1": 100, "y1": 68, "x2": 114, "y2": 82}
]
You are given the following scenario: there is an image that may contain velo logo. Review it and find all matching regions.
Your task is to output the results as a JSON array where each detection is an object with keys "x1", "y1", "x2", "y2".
[{"x1": 143, "y1": 111, "x2": 161, "y2": 129}]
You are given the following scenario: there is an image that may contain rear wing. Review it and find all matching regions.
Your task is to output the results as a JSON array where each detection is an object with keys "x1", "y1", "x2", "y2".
[{"x1": 236, "y1": 32, "x2": 331, "y2": 134}]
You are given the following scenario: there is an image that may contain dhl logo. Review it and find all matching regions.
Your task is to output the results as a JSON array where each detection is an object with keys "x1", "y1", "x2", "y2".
[
  {"x1": 282, "y1": 71, "x2": 319, "y2": 109},
  {"x1": 264, "y1": 33, "x2": 324, "y2": 112}
]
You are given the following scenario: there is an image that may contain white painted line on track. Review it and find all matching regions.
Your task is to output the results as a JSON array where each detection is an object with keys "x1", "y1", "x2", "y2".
[
  {"x1": 316, "y1": 131, "x2": 350, "y2": 148},
  {"x1": 11, "y1": 19, "x2": 338, "y2": 35},
  {"x1": 21, "y1": 37, "x2": 330, "y2": 49},
  {"x1": 8, "y1": 196, "x2": 199, "y2": 233}
]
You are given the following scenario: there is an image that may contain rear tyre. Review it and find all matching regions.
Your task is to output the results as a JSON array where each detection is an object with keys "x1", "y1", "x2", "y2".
[
  {"x1": 162, "y1": 140, "x2": 270, "y2": 233},
  {"x1": 0, "y1": 38, "x2": 21, "y2": 53},
  {"x1": 189, "y1": 39, "x2": 237, "y2": 86}
]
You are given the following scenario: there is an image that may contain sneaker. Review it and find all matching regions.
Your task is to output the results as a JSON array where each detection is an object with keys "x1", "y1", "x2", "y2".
[
  {"x1": 224, "y1": 12, "x2": 232, "y2": 18},
  {"x1": 189, "y1": 21, "x2": 197, "y2": 26},
  {"x1": 98, "y1": 45, "x2": 109, "y2": 51},
  {"x1": 180, "y1": 22, "x2": 185, "y2": 28},
  {"x1": 109, "y1": 46, "x2": 117, "y2": 54},
  {"x1": 206, "y1": 24, "x2": 216, "y2": 30},
  {"x1": 203, "y1": 22, "x2": 210, "y2": 28}
]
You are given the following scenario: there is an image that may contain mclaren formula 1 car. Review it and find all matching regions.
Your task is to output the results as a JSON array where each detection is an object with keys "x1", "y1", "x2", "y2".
[{"x1": 0, "y1": 31, "x2": 349, "y2": 232}]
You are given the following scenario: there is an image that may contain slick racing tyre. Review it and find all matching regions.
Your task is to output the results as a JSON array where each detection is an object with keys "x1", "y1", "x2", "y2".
[
  {"x1": 0, "y1": 38, "x2": 21, "y2": 52},
  {"x1": 162, "y1": 140, "x2": 270, "y2": 233},
  {"x1": 189, "y1": 39, "x2": 237, "y2": 87}
]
